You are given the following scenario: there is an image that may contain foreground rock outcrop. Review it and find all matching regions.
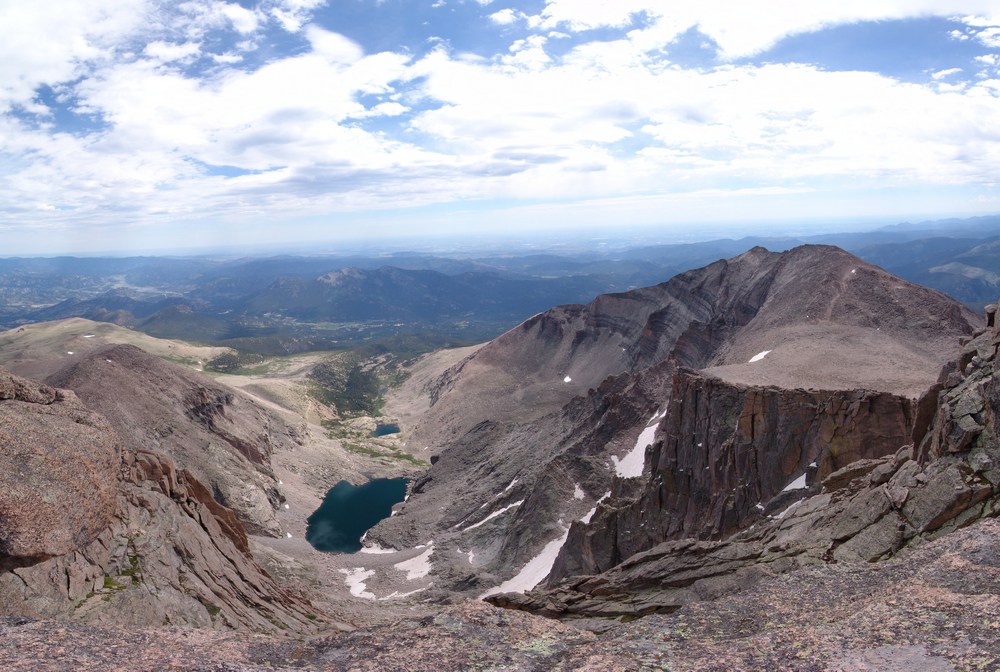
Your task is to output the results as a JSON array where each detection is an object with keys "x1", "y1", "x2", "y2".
[
  {"x1": 2, "y1": 517, "x2": 998, "y2": 670},
  {"x1": 490, "y1": 306, "x2": 1000, "y2": 620},
  {"x1": 0, "y1": 371, "x2": 120, "y2": 569},
  {"x1": 0, "y1": 366, "x2": 319, "y2": 632}
]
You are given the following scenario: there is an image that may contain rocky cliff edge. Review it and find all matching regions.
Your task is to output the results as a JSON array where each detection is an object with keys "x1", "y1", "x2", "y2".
[{"x1": 0, "y1": 367, "x2": 319, "y2": 632}]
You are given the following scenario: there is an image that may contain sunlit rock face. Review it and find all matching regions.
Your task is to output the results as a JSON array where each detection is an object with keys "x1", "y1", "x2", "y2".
[{"x1": 0, "y1": 368, "x2": 120, "y2": 567}]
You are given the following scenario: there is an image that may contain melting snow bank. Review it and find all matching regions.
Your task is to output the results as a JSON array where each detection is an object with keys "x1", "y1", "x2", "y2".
[
  {"x1": 482, "y1": 490, "x2": 615, "y2": 599},
  {"x1": 339, "y1": 568, "x2": 376, "y2": 600},
  {"x1": 748, "y1": 350, "x2": 772, "y2": 363},
  {"x1": 775, "y1": 499, "x2": 802, "y2": 520},
  {"x1": 462, "y1": 500, "x2": 524, "y2": 532},
  {"x1": 782, "y1": 472, "x2": 808, "y2": 492},
  {"x1": 394, "y1": 545, "x2": 434, "y2": 580},
  {"x1": 359, "y1": 543, "x2": 396, "y2": 554},
  {"x1": 379, "y1": 587, "x2": 429, "y2": 600},
  {"x1": 479, "y1": 527, "x2": 570, "y2": 599},
  {"x1": 580, "y1": 491, "x2": 611, "y2": 524},
  {"x1": 611, "y1": 409, "x2": 665, "y2": 478}
]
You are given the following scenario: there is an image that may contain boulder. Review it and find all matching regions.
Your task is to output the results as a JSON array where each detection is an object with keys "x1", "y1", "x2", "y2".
[{"x1": 0, "y1": 368, "x2": 120, "y2": 567}]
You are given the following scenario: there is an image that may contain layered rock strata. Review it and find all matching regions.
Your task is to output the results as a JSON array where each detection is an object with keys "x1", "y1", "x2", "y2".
[
  {"x1": 550, "y1": 371, "x2": 916, "y2": 580},
  {"x1": 0, "y1": 367, "x2": 318, "y2": 632},
  {"x1": 46, "y1": 344, "x2": 305, "y2": 537},
  {"x1": 490, "y1": 307, "x2": 1000, "y2": 620}
]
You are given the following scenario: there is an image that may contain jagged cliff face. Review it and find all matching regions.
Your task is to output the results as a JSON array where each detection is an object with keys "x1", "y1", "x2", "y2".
[
  {"x1": 550, "y1": 371, "x2": 916, "y2": 580},
  {"x1": 0, "y1": 366, "x2": 318, "y2": 632},
  {"x1": 45, "y1": 343, "x2": 306, "y2": 537},
  {"x1": 491, "y1": 306, "x2": 1000, "y2": 620},
  {"x1": 378, "y1": 245, "x2": 980, "y2": 595}
]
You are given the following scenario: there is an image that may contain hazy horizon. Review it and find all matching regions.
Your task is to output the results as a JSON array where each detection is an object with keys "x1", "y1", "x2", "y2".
[{"x1": 2, "y1": 211, "x2": 993, "y2": 259}]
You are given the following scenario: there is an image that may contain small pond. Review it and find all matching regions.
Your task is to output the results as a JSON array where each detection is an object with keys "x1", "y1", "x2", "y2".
[
  {"x1": 305, "y1": 478, "x2": 408, "y2": 553},
  {"x1": 370, "y1": 423, "x2": 401, "y2": 437}
]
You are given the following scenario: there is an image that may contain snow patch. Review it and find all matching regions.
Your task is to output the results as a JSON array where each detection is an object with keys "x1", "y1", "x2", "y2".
[
  {"x1": 563, "y1": 375, "x2": 572, "y2": 383},
  {"x1": 580, "y1": 491, "x2": 611, "y2": 524},
  {"x1": 775, "y1": 500, "x2": 802, "y2": 520},
  {"x1": 479, "y1": 528, "x2": 570, "y2": 598},
  {"x1": 66, "y1": 351, "x2": 74, "y2": 355},
  {"x1": 755, "y1": 502, "x2": 764, "y2": 511},
  {"x1": 394, "y1": 545, "x2": 434, "y2": 580},
  {"x1": 573, "y1": 483, "x2": 584, "y2": 500},
  {"x1": 502, "y1": 477, "x2": 519, "y2": 494},
  {"x1": 612, "y1": 410, "x2": 662, "y2": 479},
  {"x1": 379, "y1": 587, "x2": 428, "y2": 601},
  {"x1": 339, "y1": 568, "x2": 376, "y2": 600},
  {"x1": 782, "y1": 473, "x2": 808, "y2": 492},
  {"x1": 83, "y1": 334, "x2": 96, "y2": 338},
  {"x1": 359, "y1": 544, "x2": 396, "y2": 554},
  {"x1": 462, "y1": 500, "x2": 524, "y2": 532},
  {"x1": 748, "y1": 350, "x2": 771, "y2": 363}
]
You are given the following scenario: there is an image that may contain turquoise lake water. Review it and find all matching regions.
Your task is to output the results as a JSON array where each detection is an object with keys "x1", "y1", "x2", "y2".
[
  {"x1": 305, "y1": 478, "x2": 408, "y2": 553},
  {"x1": 370, "y1": 423, "x2": 401, "y2": 437}
]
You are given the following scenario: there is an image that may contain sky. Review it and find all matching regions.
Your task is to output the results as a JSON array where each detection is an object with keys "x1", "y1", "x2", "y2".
[{"x1": 2, "y1": 1, "x2": 1000, "y2": 254}]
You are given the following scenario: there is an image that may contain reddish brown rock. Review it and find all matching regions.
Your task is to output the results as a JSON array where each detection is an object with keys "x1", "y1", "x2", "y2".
[
  {"x1": 0, "y1": 368, "x2": 120, "y2": 568},
  {"x1": 1, "y1": 367, "x2": 319, "y2": 633},
  {"x1": 46, "y1": 343, "x2": 304, "y2": 536}
]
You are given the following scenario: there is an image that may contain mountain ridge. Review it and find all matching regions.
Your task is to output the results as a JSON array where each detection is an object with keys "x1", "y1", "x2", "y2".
[{"x1": 372, "y1": 244, "x2": 980, "y2": 597}]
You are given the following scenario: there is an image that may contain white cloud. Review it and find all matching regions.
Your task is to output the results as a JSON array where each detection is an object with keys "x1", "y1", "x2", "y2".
[
  {"x1": 211, "y1": 52, "x2": 244, "y2": 64},
  {"x1": 2, "y1": 0, "x2": 1000, "y2": 251},
  {"x1": 529, "y1": 1, "x2": 1000, "y2": 59},
  {"x1": 931, "y1": 67, "x2": 963, "y2": 80},
  {"x1": 489, "y1": 8, "x2": 520, "y2": 25},
  {"x1": 0, "y1": 0, "x2": 148, "y2": 111},
  {"x1": 220, "y1": 2, "x2": 260, "y2": 33},
  {"x1": 268, "y1": 0, "x2": 325, "y2": 32},
  {"x1": 306, "y1": 26, "x2": 364, "y2": 64},
  {"x1": 144, "y1": 41, "x2": 202, "y2": 63}
]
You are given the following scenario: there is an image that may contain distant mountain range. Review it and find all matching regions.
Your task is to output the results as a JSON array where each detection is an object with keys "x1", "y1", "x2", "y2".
[{"x1": 1, "y1": 215, "x2": 998, "y2": 354}]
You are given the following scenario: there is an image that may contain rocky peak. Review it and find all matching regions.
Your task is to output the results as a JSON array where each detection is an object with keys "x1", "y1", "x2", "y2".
[
  {"x1": 318, "y1": 267, "x2": 365, "y2": 286},
  {"x1": 489, "y1": 299, "x2": 1000, "y2": 621},
  {"x1": 380, "y1": 245, "x2": 979, "y2": 598},
  {"x1": 548, "y1": 371, "x2": 917, "y2": 581}
]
